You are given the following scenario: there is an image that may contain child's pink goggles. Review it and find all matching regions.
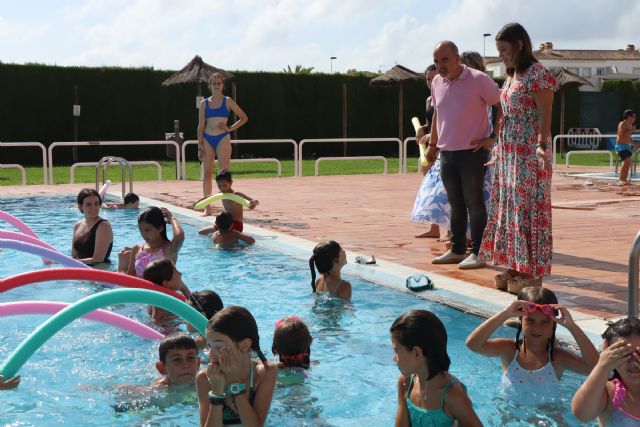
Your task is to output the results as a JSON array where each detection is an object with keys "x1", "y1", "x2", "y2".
[{"x1": 525, "y1": 302, "x2": 557, "y2": 316}]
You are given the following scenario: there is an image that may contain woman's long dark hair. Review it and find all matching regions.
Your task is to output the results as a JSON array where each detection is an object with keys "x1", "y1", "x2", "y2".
[
  {"x1": 495, "y1": 22, "x2": 538, "y2": 77},
  {"x1": 309, "y1": 241, "x2": 342, "y2": 292},
  {"x1": 207, "y1": 306, "x2": 268, "y2": 364},
  {"x1": 515, "y1": 286, "x2": 558, "y2": 359},
  {"x1": 138, "y1": 207, "x2": 169, "y2": 242}
]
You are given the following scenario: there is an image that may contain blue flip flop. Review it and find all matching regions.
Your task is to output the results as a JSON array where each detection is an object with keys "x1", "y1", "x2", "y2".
[{"x1": 405, "y1": 274, "x2": 434, "y2": 292}]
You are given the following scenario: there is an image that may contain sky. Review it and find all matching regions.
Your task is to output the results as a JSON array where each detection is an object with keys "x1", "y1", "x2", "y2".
[{"x1": 1, "y1": 0, "x2": 639, "y2": 73}]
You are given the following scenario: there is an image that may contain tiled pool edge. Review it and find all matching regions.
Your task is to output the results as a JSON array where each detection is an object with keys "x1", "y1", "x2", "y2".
[{"x1": 132, "y1": 193, "x2": 612, "y2": 345}]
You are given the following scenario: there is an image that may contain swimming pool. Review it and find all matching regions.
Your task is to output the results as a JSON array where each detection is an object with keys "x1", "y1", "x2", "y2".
[{"x1": 0, "y1": 195, "x2": 595, "y2": 426}]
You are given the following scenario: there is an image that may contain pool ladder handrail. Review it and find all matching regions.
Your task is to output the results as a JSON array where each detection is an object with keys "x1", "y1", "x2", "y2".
[
  {"x1": 629, "y1": 230, "x2": 640, "y2": 318},
  {"x1": 95, "y1": 156, "x2": 133, "y2": 200}
]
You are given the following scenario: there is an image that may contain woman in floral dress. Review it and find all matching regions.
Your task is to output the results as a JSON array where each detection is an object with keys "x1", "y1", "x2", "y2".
[{"x1": 480, "y1": 23, "x2": 557, "y2": 293}]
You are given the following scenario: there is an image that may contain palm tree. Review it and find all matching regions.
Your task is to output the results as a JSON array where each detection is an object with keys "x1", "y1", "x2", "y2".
[{"x1": 282, "y1": 65, "x2": 315, "y2": 74}]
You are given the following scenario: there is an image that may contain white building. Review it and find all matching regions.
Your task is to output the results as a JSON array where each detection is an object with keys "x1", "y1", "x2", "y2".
[{"x1": 485, "y1": 42, "x2": 640, "y2": 91}]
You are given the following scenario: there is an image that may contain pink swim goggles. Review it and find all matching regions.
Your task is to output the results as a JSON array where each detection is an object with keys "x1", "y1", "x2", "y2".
[{"x1": 524, "y1": 302, "x2": 557, "y2": 317}]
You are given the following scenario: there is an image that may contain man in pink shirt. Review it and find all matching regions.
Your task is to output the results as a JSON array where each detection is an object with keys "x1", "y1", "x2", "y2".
[{"x1": 427, "y1": 40, "x2": 501, "y2": 269}]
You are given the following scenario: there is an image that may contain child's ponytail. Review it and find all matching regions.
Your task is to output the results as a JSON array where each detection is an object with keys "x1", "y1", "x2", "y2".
[{"x1": 309, "y1": 255, "x2": 317, "y2": 292}]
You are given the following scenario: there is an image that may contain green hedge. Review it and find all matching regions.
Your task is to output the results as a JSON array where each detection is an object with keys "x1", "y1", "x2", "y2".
[{"x1": 602, "y1": 80, "x2": 640, "y2": 114}]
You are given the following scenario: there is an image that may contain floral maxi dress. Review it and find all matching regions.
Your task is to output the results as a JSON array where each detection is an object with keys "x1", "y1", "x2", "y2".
[{"x1": 479, "y1": 63, "x2": 557, "y2": 277}]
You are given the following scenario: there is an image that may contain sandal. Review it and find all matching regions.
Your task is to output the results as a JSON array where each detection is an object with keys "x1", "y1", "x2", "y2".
[
  {"x1": 494, "y1": 269, "x2": 518, "y2": 291},
  {"x1": 507, "y1": 276, "x2": 542, "y2": 295}
]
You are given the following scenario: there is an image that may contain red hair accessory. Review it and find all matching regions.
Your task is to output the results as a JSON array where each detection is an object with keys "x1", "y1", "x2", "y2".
[
  {"x1": 280, "y1": 352, "x2": 309, "y2": 360},
  {"x1": 275, "y1": 315, "x2": 301, "y2": 329}
]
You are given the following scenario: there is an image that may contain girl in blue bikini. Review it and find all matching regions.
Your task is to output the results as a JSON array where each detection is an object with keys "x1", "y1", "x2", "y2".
[
  {"x1": 391, "y1": 310, "x2": 483, "y2": 427},
  {"x1": 197, "y1": 73, "x2": 248, "y2": 215}
]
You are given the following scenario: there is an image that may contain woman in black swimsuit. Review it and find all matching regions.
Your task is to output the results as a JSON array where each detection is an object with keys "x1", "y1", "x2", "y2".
[{"x1": 71, "y1": 188, "x2": 113, "y2": 264}]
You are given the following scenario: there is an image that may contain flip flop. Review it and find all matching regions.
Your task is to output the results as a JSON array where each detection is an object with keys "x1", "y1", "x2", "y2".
[
  {"x1": 406, "y1": 274, "x2": 434, "y2": 292},
  {"x1": 355, "y1": 255, "x2": 376, "y2": 265}
]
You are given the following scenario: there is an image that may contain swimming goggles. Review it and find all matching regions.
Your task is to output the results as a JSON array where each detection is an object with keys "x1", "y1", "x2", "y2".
[
  {"x1": 524, "y1": 302, "x2": 557, "y2": 317},
  {"x1": 189, "y1": 294, "x2": 206, "y2": 314}
]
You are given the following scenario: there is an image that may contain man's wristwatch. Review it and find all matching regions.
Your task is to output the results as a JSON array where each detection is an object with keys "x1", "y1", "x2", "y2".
[
  {"x1": 535, "y1": 142, "x2": 547, "y2": 150},
  {"x1": 225, "y1": 383, "x2": 247, "y2": 396},
  {"x1": 208, "y1": 391, "x2": 226, "y2": 406}
]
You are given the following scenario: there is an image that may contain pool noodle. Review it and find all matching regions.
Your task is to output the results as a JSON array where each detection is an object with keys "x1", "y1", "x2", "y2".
[
  {"x1": 98, "y1": 180, "x2": 112, "y2": 199},
  {"x1": 194, "y1": 193, "x2": 250, "y2": 210},
  {"x1": 0, "y1": 230, "x2": 58, "y2": 264},
  {"x1": 0, "y1": 239, "x2": 89, "y2": 270},
  {"x1": 0, "y1": 267, "x2": 186, "y2": 301},
  {"x1": 0, "y1": 301, "x2": 164, "y2": 340},
  {"x1": 411, "y1": 117, "x2": 430, "y2": 167},
  {"x1": 0, "y1": 288, "x2": 207, "y2": 378},
  {"x1": 0, "y1": 210, "x2": 40, "y2": 239}
]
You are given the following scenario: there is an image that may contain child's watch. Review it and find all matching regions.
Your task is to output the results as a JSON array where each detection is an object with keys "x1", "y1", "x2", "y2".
[
  {"x1": 225, "y1": 383, "x2": 247, "y2": 396},
  {"x1": 208, "y1": 391, "x2": 227, "y2": 406}
]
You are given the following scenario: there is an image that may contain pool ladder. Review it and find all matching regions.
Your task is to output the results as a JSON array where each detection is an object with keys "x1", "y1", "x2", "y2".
[
  {"x1": 95, "y1": 156, "x2": 133, "y2": 200},
  {"x1": 628, "y1": 230, "x2": 640, "y2": 317}
]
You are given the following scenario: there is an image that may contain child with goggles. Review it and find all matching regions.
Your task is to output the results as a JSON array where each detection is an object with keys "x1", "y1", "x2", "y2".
[{"x1": 466, "y1": 286, "x2": 598, "y2": 405}]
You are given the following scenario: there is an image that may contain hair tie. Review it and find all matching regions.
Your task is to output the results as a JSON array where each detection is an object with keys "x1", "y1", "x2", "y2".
[
  {"x1": 281, "y1": 352, "x2": 309, "y2": 361},
  {"x1": 275, "y1": 315, "x2": 301, "y2": 329}
]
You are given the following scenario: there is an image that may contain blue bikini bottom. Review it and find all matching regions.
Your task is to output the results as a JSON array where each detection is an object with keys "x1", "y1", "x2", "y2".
[{"x1": 203, "y1": 132, "x2": 230, "y2": 149}]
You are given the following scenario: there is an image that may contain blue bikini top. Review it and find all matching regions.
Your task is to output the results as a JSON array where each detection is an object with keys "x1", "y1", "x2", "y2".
[{"x1": 205, "y1": 97, "x2": 229, "y2": 119}]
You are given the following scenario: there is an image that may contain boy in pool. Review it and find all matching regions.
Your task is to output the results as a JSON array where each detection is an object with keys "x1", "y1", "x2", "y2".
[
  {"x1": 212, "y1": 212, "x2": 255, "y2": 246},
  {"x1": 197, "y1": 169, "x2": 258, "y2": 234},
  {"x1": 103, "y1": 192, "x2": 140, "y2": 209},
  {"x1": 152, "y1": 334, "x2": 200, "y2": 389}
]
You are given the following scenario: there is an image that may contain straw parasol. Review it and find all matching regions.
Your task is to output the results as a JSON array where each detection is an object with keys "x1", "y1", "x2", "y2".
[
  {"x1": 162, "y1": 55, "x2": 234, "y2": 96},
  {"x1": 370, "y1": 65, "x2": 423, "y2": 140},
  {"x1": 553, "y1": 67, "x2": 593, "y2": 156}
]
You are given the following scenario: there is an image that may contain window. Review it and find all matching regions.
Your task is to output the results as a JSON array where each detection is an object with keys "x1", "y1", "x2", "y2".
[
  {"x1": 633, "y1": 67, "x2": 640, "y2": 76},
  {"x1": 567, "y1": 67, "x2": 579, "y2": 75},
  {"x1": 548, "y1": 66, "x2": 561, "y2": 74},
  {"x1": 596, "y1": 67, "x2": 608, "y2": 76},
  {"x1": 582, "y1": 68, "x2": 592, "y2": 77}
]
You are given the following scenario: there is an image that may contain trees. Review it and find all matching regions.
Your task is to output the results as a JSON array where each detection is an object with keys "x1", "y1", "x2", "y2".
[{"x1": 283, "y1": 65, "x2": 314, "y2": 74}]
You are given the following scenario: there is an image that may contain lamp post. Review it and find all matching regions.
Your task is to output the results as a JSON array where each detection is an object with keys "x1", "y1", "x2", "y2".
[
  {"x1": 483, "y1": 33, "x2": 491, "y2": 58},
  {"x1": 330, "y1": 56, "x2": 337, "y2": 74}
]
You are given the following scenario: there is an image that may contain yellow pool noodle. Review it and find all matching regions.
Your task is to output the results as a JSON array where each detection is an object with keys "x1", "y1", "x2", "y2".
[{"x1": 411, "y1": 117, "x2": 429, "y2": 167}]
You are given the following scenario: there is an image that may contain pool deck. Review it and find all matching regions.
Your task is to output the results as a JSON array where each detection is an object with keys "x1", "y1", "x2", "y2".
[{"x1": 2, "y1": 165, "x2": 640, "y2": 326}]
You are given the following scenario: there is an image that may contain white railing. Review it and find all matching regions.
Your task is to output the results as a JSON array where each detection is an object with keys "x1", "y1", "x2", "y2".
[
  {"x1": 0, "y1": 142, "x2": 48, "y2": 184},
  {"x1": 298, "y1": 138, "x2": 402, "y2": 176},
  {"x1": 552, "y1": 134, "x2": 615, "y2": 168},
  {"x1": 403, "y1": 137, "x2": 421, "y2": 173},
  {"x1": 315, "y1": 156, "x2": 388, "y2": 176},
  {"x1": 70, "y1": 161, "x2": 162, "y2": 184},
  {"x1": 181, "y1": 139, "x2": 297, "y2": 179},
  {"x1": 48, "y1": 141, "x2": 180, "y2": 184},
  {"x1": 565, "y1": 150, "x2": 614, "y2": 168},
  {"x1": 0, "y1": 164, "x2": 26, "y2": 185},
  {"x1": 198, "y1": 158, "x2": 282, "y2": 179}
]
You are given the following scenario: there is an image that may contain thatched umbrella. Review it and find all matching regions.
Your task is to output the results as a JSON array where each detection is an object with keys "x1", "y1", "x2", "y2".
[
  {"x1": 370, "y1": 65, "x2": 423, "y2": 141},
  {"x1": 162, "y1": 55, "x2": 234, "y2": 96},
  {"x1": 553, "y1": 67, "x2": 593, "y2": 156}
]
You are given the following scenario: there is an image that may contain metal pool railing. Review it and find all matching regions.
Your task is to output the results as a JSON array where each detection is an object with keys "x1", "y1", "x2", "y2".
[
  {"x1": 552, "y1": 134, "x2": 616, "y2": 168},
  {"x1": 70, "y1": 161, "x2": 162, "y2": 184},
  {"x1": 0, "y1": 164, "x2": 26, "y2": 185},
  {"x1": 629, "y1": 230, "x2": 640, "y2": 318},
  {"x1": 0, "y1": 142, "x2": 48, "y2": 184},
  {"x1": 565, "y1": 150, "x2": 614, "y2": 168}
]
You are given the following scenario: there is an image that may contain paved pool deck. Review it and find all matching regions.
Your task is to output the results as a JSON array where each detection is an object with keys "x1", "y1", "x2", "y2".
[{"x1": 2, "y1": 165, "x2": 639, "y2": 327}]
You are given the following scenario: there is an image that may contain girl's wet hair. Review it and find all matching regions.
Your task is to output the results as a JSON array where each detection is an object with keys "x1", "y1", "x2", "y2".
[
  {"x1": 272, "y1": 316, "x2": 313, "y2": 369},
  {"x1": 390, "y1": 310, "x2": 451, "y2": 380},
  {"x1": 143, "y1": 258, "x2": 174, "y2": 286},
  {"x1": 207, "y1": 306, "x2": 267, "y2": 364},
  {"x1": 602, "y1": 317, "x2": 640, "y2": 379},
  {"x1": 77, "y1": 188, "x2": 101, "y2": 212},
  {"x1": 515, "y1": 286, "x2": 558, "y2": 359},
  {"x1": 495, "y1": 22, "x2": 537, "y2": 76},
  {"x1": 189, "y1": 290, "x2": 223, "y2": 320},
  {"x1": 309, "y1": 240, "x2": 342, "y2": 292},
  {"x1": 138, "y1": 207, "x2": 169, "y2": 241}
]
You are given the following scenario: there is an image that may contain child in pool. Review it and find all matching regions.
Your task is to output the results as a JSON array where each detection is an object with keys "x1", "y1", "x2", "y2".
[
  {"x1": 391, "y1": 310, "x2": 483, "y2": 427},
  {"x1": 572, "y1": 317, "x2": 640, "y2": 425},
  {"x1": 0, "y1": 374, "x2": 20, "y2": 390},
  {"x1": 187, "y1": 290, "x2": 224, "y2": 350},
  {"x1": 153, "y1": 334, "x2": 201, "y2": 389},
  {"x1": 309, "y1": 240, "x2": 352, "y2": 300},
  {"x1": 103, "y1": 192, "x2": 140, "y2": 209},
  {"x1": 466, "y1": 287, "x2": 598, "y2": 402},
  {"x1": 143, "y1": 258, "x2": 192, "y2": 323},
  {"x1": 196, "y1": 306, "x2": 277, "y2": 426},
  {"x1": 272, "y1": 316, "x2": 313, "y2": 370},
  {"x1": 212, "y1": 212, "x2": 255, "y2": 246},
  {"x1": 118, "y1": 206, "x2": 185, "y2": 276},
  {"x1": 198, "y1": 169, "x2": 258, "y2": 227}
]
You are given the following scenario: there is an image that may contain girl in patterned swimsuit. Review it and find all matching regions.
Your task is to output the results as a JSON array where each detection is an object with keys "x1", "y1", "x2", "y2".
[
  {"x1": 119, "y1": 206, "x2": 185, "y2": 277},
  {"x1": 466, "y1": 287, "x2": 598, "y2": 405},
  {"x1": 195, "y1": 306, "x2": 277, "y2": 426},
  {"x1": 573, "y1": 317, "x2": 640, "y2": 425},
  {"x1": 391, "y1": 310, "x2": 482, "y2": 427}
]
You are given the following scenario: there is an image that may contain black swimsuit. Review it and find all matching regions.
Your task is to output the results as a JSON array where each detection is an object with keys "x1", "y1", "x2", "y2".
[{"x1": 72, "y1": 219, "x2": 112, "y2": 263}]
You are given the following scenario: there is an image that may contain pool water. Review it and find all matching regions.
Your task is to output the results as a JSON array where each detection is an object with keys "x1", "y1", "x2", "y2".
[{"x1": 0, "y1": 196, "x2": 595, "y2": 426}]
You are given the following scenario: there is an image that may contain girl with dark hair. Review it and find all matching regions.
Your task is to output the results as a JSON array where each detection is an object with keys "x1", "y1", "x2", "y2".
[
  {"x1": 572, "y1": 317, "x2": 640, "y2": 425},
  {"x1": 119, "y1": 207, "x2": 184, "y2": 277},
  {"x1": 391, "y1": 310, "x2": 482, "y2": 426},
  {"x1": 466, "y1": 287, "x2": 598, "y2": 404},
  {"x1": 143, "y1": 258, "x2": 191, "y2": 323},
  {"x1": 72, "y1": 188, "x2": 113, "y2": 264},
  {"x1": 309, "y1": 240, "x2": 352, "y2": 299},
  {"x1": 272, "y1": 316, "x2": 313, "y2": 370},
  {"x1": 480, "y1": 22, "x2": 558, "y2": 291},
  {"x1": 196, "y1": 306, "x2": 277, "y2": 427}
]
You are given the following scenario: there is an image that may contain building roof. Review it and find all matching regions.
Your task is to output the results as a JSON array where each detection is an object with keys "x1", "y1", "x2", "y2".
[{"x1": 484, "y1": 43, "x2": 640, "y2": 64}]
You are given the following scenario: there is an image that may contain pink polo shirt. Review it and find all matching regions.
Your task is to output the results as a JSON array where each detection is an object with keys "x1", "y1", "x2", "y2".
[{"x1": 431, "y1": 66, "x2": 500, "y2": 151}]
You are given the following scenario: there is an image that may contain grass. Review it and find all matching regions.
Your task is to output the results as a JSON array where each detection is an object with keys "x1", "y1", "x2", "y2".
[{"x1": 0, "y1": 152, "x2": 623, "y2": 186}]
